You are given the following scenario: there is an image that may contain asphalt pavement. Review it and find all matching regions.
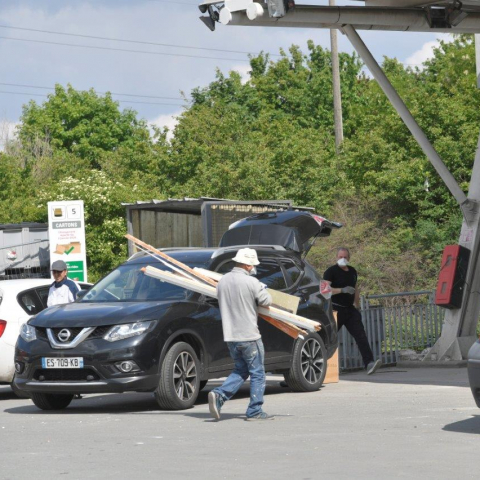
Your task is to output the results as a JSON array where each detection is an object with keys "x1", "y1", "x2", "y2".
[{"x1": 0, "y1": 367, "x2": 478, "y2": 480}]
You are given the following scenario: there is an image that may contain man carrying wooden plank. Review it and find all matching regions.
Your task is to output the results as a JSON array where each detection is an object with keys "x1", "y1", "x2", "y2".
[{"x1": 208, "y1": 248, "x2": 275, "y2": 421}]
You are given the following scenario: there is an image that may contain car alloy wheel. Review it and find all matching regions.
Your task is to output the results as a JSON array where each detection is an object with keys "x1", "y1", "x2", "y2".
[
  {"x1": 173, "y1": 351, "x2": 197, "y2": 402},
  {"x1": 283, "y1": 333, "x2": 328, "y2": 392},
  {"x1": 300, "y1": 338, "x2": 325, "y2": 384},
  {"x1": 154, "y1": 341, "x2": 201, "y2": 410}
]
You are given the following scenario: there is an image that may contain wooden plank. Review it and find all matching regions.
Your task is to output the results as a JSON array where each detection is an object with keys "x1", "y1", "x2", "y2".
[
  {"x1": 269, "y1": 290, "x2": 300, "y2": 315},
  {"x1": 126, "y1": 234, "x2": 217, "y2": 286},
  {"x1": 143, "y1": 265, "x2": 320, "y2": 332},
  {"x1": 195, "y1": 267, "x2": 300, "y2": 314},
  {"x1": 128, "y1": 234, "x2": 308, "y2": 339},
  {"x1": 324, "y1": 312, "x2": 339, "y2": 384},
  {"x1": 260, "y1": 314, "x2": 306, "y2": 340}
]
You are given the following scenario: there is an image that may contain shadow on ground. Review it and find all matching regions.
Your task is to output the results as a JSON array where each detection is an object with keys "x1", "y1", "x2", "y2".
[
  {"x1": 443, "y1": 415, "x2": 480, "y2": 434},
  {"x1": 3, "y1": 379, "x2": 300, "y2": 415}
]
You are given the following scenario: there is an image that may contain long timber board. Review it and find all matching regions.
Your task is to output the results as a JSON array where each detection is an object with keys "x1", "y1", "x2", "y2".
[{"x1": 143, "y1": 266, "x2": 320, "y2": 332}]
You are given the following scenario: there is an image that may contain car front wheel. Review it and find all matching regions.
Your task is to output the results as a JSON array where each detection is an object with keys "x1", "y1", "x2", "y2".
[
  {"x1": 283, "y1": 333, "x2": 327, "y2": 392},
  {"x1": 154, "y1": 342, "x2": 200, "y2": 410},
  {"x1": 31, "y1": 393, "x2": 74, "y2": 410}
]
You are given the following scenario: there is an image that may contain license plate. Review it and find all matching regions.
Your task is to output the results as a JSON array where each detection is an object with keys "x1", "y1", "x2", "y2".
[{"x1": 41, "y1": 357, "x2": 84, "y2": 369}]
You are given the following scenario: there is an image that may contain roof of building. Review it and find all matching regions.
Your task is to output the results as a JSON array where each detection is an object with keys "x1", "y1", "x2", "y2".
[{"x1": 121, "y1": 197, "x2": 310, "y2": 214}]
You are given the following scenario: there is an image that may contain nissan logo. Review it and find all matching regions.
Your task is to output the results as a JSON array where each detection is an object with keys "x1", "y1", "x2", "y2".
[{"x1": 58, "y1": 329, "x2": 71, "y2": 343}]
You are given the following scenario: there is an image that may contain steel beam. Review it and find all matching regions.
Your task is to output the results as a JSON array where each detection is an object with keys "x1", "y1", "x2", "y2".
[
  {"x1": 227, "y1": 5, "x2": 480, "y2": 34},
  {"x1": 341, "y1": 24, "x2": 472, "y2": 221}
]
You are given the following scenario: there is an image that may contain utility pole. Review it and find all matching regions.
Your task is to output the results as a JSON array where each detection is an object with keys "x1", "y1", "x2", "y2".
[{"x1": 330, "y1": 0, "x2": 344, "y2": 153}]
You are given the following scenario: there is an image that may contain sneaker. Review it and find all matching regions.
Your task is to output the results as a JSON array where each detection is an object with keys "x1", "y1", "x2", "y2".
[
  {"x1": 246, "y1": 412, "x2": 275, "y2": 421},
  {"x1": 208, "y1": 391, "x2": 222, "y2": 420},
  {"x1": 367, "y1": 359, "x2": 382, "y2": 375}
]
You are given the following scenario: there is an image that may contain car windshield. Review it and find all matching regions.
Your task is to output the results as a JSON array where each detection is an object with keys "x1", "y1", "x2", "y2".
[{"x1": 80, "y1": 263, "x2": 191, "y2": 303}]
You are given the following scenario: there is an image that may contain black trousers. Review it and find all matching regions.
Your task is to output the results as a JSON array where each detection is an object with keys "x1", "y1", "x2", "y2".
[{"x1": 336, "y1": 306, "x2": 374, "y2": 368}]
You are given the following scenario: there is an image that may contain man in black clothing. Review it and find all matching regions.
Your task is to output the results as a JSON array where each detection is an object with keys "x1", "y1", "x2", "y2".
[{"x1": 324, "y1": 247, "x2": 381, "y2": 375}]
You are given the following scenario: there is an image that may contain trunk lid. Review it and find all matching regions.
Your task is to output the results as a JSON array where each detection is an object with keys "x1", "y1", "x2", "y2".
[{"x1": 219, "y1": 210, "x2": 342, "y2": 256}]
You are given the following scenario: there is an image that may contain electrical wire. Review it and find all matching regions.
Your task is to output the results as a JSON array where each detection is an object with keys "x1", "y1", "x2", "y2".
[
  {"x1": 0, "y1": 26, "x2": 422, "y2": 66},
  {"x1": 0, "y1": 90, "x2": 186, "y2": 107},
  {"x1": 0, "y1": 24, "x2": 280, "y2": 57},
  {"x1": 0, "y1": 35, "x2": 251, "y2": 62},
  {"x1": 0, "y1": 82, "x2": 185, "y2": 101}
]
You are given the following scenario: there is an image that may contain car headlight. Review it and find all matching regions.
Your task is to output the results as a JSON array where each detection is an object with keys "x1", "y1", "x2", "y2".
[
  {"x1": 20, "y1": 323, "x2": 37, "y2": 342},
  {"x1": 104, "y1": 321, "x2": 156, "y2": 342}
]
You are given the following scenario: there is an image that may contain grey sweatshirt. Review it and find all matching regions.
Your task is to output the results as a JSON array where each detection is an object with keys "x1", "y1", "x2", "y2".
[{"x1": 217, "y1": 267, "x2": 272, "y2": 342}]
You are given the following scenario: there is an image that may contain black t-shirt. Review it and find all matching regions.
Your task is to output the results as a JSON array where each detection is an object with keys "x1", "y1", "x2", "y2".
[{"x1": 323, "y1": 264, "x2": 358, "y2": 308}]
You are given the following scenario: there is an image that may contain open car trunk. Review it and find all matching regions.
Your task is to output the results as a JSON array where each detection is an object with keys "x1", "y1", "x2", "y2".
[{"x1": 219, "y1": 210, "x2": 342, "y2": 256}]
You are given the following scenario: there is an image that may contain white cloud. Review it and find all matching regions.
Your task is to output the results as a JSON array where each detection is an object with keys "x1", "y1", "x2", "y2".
[
  {"x1": 224, "y1": 64, "x2": 252, "y2": 84},
  {"x1": 149, "y1": 111, "x2": 182, "y2": 140},
  {"x1": 405, "y1": 34, "x2": 450, "y2": 68}
]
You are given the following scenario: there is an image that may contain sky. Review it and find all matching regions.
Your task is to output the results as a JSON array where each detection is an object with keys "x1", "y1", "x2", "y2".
[{"x1": 0, "y1": 0, "x2": 452, "y2": 145}]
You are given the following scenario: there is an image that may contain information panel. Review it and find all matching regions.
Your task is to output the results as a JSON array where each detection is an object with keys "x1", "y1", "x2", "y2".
[{"x1": 47, "y1": 200, "x2": 87, "y2": 282}]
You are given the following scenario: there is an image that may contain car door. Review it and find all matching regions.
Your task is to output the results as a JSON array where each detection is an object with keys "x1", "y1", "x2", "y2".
[
  {"x1": 35, "y1": 286, "x2": 50, "y2": 310},
  {"x1": 198, "y1": 260, "x2": 236, "y2": 373},
  {"x1": 6, "y1": 288, "x2": 45, "y2": 348}
]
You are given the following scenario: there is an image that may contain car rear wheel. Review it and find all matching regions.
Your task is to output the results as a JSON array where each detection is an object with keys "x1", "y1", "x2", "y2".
[
  {"x1": 31, "y1": 393, "x2": 74, "y2": 410},
  {"x1": 283, "y1": 333, "x2": 327, "y2": 392},
  {"x1": 154, "y1": 342, "x2": 200, "y2": 410}
]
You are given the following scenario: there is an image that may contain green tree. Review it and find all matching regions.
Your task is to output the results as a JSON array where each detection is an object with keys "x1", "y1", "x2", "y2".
[{"x1": 18, "y1": 84, "x2": 152, "y2": 168}]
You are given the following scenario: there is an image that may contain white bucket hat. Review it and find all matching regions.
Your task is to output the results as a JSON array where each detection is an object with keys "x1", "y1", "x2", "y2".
[{"x1": 232, "y1": 248, "x2": 260, "y2": 266}]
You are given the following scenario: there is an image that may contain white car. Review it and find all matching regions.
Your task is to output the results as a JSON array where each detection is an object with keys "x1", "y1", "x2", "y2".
[{"x1": 0, "y1": 279, "x2": 90, "y2": 395}]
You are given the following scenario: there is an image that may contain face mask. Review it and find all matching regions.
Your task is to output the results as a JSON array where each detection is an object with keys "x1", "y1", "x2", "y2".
[
  {"x1": 337, "y1": 258, "x2": 349, "y2": 267},
  {"x1": 249, "y1": 266, "x2": 257, "y2": 276}
]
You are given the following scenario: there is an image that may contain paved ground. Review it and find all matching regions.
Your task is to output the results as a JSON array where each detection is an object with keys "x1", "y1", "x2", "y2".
[{"x1": 1, "y1": 367, "x2": 479, "y2": 480}]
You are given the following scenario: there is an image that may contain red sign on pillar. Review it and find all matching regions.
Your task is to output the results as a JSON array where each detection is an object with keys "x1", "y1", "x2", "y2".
[{"x1": 435, "y1": 245, "x2": 470, "y2": 309}]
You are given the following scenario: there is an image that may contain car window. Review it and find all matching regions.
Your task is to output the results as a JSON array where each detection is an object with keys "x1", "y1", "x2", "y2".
[
  {"x1": 81, "y1": 263, "x2": 188, "y2": 303},
  {"x1": 257, "y1": 259, "x2": 287, "y2": 290},
  {"x1": 36, "y1": 286, "x2": 50, "y2": 308},
  {"x1": 216, "y1": 259, "x2": 287, "y2": 290},
  {"x1": 299, "y1": 265, "x2": 317, "y2": 287},
  {"x1": 18, "y1": 290, "x2": 44, "y2": 315},
  {"x1": 281, "y1": 260, "x2": 302, "y2": 286}
]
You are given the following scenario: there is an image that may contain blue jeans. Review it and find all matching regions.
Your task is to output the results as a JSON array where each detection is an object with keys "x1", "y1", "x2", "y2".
[{"x1": 213, "y1": 339, "x2": 266, "y2": 418}]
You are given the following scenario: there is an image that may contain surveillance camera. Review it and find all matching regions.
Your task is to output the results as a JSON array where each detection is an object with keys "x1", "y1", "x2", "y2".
[{"x1": 198, "y1": 4, "x2": 208, "y2": 13}]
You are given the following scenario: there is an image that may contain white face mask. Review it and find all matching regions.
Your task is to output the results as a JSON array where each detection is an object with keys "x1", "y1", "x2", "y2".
[
  {"x1": 337, "y1": 258, "x2": 349, "y2": 267},
  {"x1": 249, "y1": 266, "x2": 257, "y2": 276}
]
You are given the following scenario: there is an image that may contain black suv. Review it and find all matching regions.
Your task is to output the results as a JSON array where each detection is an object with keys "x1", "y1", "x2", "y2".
[{"x1": 14, "y1": 211, "x2": 340, "y2": 411}]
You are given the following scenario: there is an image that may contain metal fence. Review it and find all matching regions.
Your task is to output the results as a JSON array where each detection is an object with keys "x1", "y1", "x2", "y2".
[
  {"x1": 338, "y1": 291, "x2": 445, "y2": 370},
  {"x1": 0, "y1": 240, "x2": 51, "y2": 280}
]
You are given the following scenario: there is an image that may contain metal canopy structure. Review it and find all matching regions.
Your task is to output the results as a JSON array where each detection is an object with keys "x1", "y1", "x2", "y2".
[{"x1": 199, "y1": 0, "x2": 480, "y2": 361}]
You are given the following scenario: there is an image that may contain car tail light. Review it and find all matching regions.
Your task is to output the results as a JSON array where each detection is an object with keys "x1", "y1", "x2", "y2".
[{"x1": 0, "y1": 320, "x2": 6, "y2": 338}]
